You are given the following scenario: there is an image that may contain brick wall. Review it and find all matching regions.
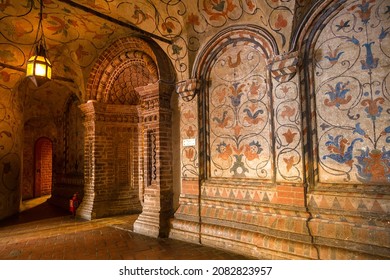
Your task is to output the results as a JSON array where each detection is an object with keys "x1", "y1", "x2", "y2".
[{"x1": 36, "y1": 138, "x2": 53, "y2": 196}]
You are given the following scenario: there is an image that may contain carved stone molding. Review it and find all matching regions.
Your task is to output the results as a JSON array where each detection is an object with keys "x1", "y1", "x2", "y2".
[{"x1": 80, "y1": 100, "x2": 139, "y2": 124}]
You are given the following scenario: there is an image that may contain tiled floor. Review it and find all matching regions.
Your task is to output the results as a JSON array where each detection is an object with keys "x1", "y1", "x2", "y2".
[{"x1": 0, "y1": 198, "x2": 251, "y2": 260}]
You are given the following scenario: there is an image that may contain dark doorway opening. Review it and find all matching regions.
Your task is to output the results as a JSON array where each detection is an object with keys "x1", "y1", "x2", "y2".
[{"x1": 34, "y1": 137, "x2": 53, "y2": 198}]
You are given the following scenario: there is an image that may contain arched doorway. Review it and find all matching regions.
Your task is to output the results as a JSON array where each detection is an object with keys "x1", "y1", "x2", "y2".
[
  {"x1": 79, "y1": 36, "x2": 176, "y2": 238},
  {"x1": 34, "y1": 137, "x2": 53, "y2": 198}
]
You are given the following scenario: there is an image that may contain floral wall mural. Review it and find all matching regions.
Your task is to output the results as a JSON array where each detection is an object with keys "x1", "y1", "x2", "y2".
[
  {"x1": 180, "y1": 98, "x2": 199, "y2": 178},
  {"x1": 0, "y1": 70, "x2": 23, "y2": 219},
  {"x1": 208, "y1": 39, "x2": 273, "y2": 179},
  {"x1": 1, "y1": 0, "x2": 388, "y2": 259},
  {"x1": 173, "y1": 0, "x2": 390, "y2": 260},
  {"x1": 313, "y1": 0, "x2": 390, "y2": 184},
  {"x1": 185, "y1": 0, "x2": 295, "y2": 54},
  {"x1": 0, "y1": 0, "x2": 132, "y2": 88},
  {"x1": 0, "y1": 0, "x2": 303, "y2": 93}
]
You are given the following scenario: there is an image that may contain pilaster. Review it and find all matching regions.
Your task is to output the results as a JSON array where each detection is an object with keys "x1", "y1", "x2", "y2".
[
  {"x1": 169, "y1": 78, "x2": 201, "y2": 243},
  {"x1": 267, "y1": 51, "x2": 304, "y2": 186},
  {"x1": 133, "y1": 81, "x2": 175, "y2": 238}
]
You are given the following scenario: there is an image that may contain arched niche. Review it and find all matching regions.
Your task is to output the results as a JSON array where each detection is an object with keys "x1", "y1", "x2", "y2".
[{"x1": 194, "y1": 25, "x2": 279, "y2": 182}]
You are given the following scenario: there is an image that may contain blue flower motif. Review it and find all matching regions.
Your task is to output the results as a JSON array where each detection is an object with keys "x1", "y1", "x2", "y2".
[
  {"x1": 353, "y1": 123, "x2": 365, "y2": 136},
  {"x1": 379, "y1": 27, "x2": 389, "y2": 41},
  {"x1": 347, "y1": 36, "x2": 360, "y2": 45}
]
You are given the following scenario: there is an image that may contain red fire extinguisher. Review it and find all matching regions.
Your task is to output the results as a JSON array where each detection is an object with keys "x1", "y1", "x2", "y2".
[{"x1": 69, "y1": 193, "x2": 80, "y2": 217}]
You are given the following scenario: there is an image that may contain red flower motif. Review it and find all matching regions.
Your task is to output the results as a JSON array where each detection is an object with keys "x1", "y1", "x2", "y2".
[
  {"x1": 187, "y1": 13, "x2": 200, "y2": 26},
  {"x1": 185, "y1": 126, "x2": 196, "y2": 138},
  {"x1": 243, "y1": 142, "x2": 262, "y2": 161},
  {"x1": 280, "y1": 85, "x2": 290, "y2": 94},
  {"x1": 233, "y1": 124, "x2": 242, "y2": 137},
  {"x1": 215, "y1": 87, "x2": 228, "y2": 103},
  {"x1": 183, "y1": 110, "x2": 195, "y2": 120},
  {"x1": 282, "y1": 129, "x2": 297, "y2": 145},
  {"x1": 162, "y1": 21, "x2": 175, "y2": 33},
  {"x1": 245, "y1": 0, "x2": 256, "y2": 11},
  {"x1": 249, "y1": 82, "x2": 260, "y2": 96},
  {"x1": 280, "y1": 105, "x2": 296, "y2": 119},
  {"x1": 185, "y1": 148, "x2": 195, "y2": 160},
  {"x1": 47, "y1": 16, "x2": 69, "y2": 36},
  {"x1": 217, "y1": 143, "x2": 233, "y2": 160},
  {"x1": 361, "y1": 98, "x2": 385, "y2": 118},
  {"x1": 283, "y1": 156, "x2": 295, "y2": 172},
  {"x1": 275, "y1": 14, "x2": 287, "y2": 29},
  {"x1": 203, "y1": 0, "x2": 237, "y2": 21},
  {"x1": 75, "y1": 44, "x2": 89, "y2": 61}
]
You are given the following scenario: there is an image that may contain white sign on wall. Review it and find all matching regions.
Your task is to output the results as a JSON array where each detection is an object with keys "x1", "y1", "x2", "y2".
[{"x1": 183, "y1": 138, "x2": 196, "y2": 147}]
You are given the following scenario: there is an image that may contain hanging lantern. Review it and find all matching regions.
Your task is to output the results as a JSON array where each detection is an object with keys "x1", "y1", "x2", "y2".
[
  {"x1": 26, "y1": 0, "x2": 52, "y2": 87},
  {"x1": 26, "y1": 43, "x2": 52, "y2": 87}
]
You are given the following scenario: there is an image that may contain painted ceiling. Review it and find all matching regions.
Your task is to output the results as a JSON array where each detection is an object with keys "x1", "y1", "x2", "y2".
[
  {"x1": 0, "y1": 0, "x2": 309, "y2": 91},
  {"x1": 0, "y1": 0, "x2": 163, "y2": 85}
]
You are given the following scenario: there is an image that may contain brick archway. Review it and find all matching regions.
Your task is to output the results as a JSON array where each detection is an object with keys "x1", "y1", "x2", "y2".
[
  {"x1": 85, "y1": 36, "x2": 174, "y2": 103},
  {"x1": 80, "y1": 36, "x2": 175, "y2": 238}
]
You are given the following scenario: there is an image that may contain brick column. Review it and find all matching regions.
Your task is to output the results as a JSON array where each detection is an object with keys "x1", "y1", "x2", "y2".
[
  {"x1": 133, "y1": 81, "x2": 174, "y2": 238},
  {"x1": 78, "y1": 100, "x2": 142, "y2": 220}
]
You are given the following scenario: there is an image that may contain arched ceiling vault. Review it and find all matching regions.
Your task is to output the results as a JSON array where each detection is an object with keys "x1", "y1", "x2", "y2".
[
  {"x1": 1, "y1": 0, "x2": 320, "y2": 95},
  {"x1": 0, "y1": 0, "x2": 182, "y2": 95}
]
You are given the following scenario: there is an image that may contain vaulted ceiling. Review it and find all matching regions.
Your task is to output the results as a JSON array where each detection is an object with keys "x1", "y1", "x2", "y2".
[
  {"x1": 1, "y1": 1, "x2": 315, "y2": 87},
  {"x1": 0, "y1": 0, "x2": 317, "y2": 108},
  {"x1": 0, "y1": 0, "x2": 179, "y2": 86},
  {"x1": 1, "y1": 0, "x2": 188, "y2": 115}
]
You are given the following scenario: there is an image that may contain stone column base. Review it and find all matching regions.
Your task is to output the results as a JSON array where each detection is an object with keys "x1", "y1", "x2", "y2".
[{"x1": 133, "y1": 212, "x2": 161, "y2": 238}]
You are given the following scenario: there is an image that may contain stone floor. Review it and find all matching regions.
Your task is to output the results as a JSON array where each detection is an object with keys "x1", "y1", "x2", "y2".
[{"x1": 0, "y1": 197, "x2": 251, "y2": 260}]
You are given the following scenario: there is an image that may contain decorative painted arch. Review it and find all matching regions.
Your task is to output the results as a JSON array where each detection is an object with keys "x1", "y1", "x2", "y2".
[
  {"x1": 299, "y1": 0, "x2": 390, "y2": 185},
  {"x1": 193, "y1": 25, "x2": 279, "y2": 80},
  {"x1": 290, "y1": 0, "x2": 346, "y2": 53},
  {"x1": 193, "y1": 25, "x2": 279, "y2": 181}
]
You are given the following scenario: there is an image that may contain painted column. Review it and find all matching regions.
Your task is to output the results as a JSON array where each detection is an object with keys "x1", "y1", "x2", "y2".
[
  {"x1": 267, "y1": 51, "x2": 306, "y2": 207},
  {"x1": 268, "y1": 51, "x2": 304, "y2": 183},
  {"x1": 169, "y1": 78, "x2": 201, "y2": 243}
]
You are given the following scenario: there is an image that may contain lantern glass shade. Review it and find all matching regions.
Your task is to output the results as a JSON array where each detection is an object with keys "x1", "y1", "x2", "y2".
[{"x1": 26, "y1": 54, "x2": 52, "y2": 79}]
